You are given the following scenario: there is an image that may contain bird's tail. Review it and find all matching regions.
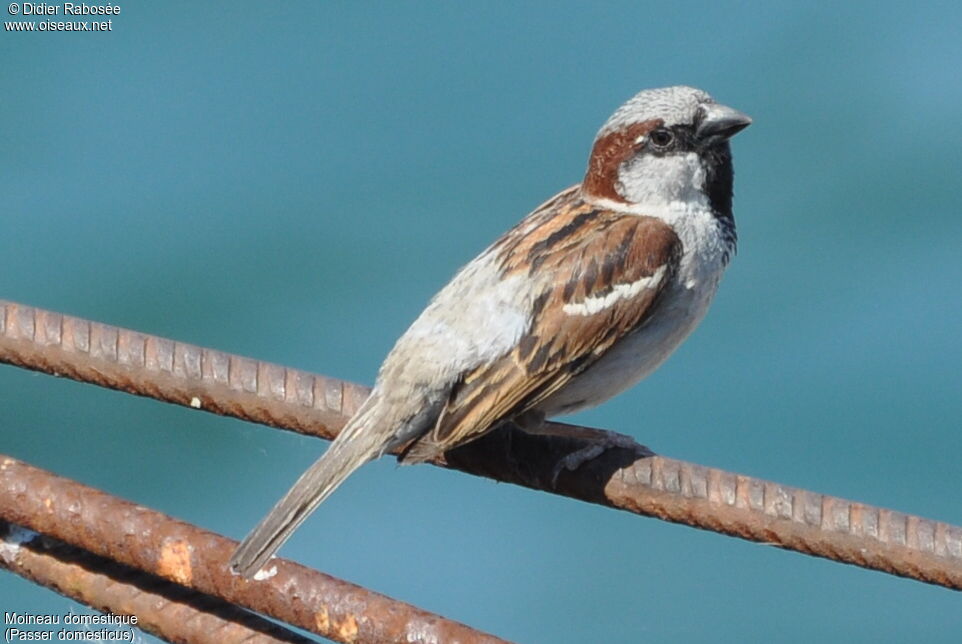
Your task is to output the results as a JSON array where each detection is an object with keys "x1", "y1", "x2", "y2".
[{"x1": 229, "y1": 402, "x2": 386, "y2": 578}]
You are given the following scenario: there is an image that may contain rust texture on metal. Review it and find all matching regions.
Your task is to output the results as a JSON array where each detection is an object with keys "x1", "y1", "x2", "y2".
[
  {"x1": 0, "y1": 520, "x2": 314, "y2": 644},
  {"x1": 1, "y1": 299, "x2": 961, "y2": 592},
  {"x1": 445, "y1": 425, "x2": 962, "y2": 590},
  {"x1": 0, "y1": 299, "x2": 370, "y2": 439},
  {"x1": 0, "y1": 455, "x2": 511, "y2": 644}
]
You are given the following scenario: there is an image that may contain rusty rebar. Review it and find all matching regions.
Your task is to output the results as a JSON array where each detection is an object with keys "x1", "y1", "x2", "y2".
[
  {"x1": 0, "y1": 520, "x2": 315, "y2": 644},
  {"x1": 1, "y1": 299, "x2": 961, "y2": 591},
  {"x1": 0, "y1": 454, "x2": 511, "y2": 644}
]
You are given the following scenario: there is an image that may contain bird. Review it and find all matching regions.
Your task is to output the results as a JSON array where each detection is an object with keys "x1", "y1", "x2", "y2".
[{"x1": 230, "y1": 85, "x2": 751, "y2": 577}]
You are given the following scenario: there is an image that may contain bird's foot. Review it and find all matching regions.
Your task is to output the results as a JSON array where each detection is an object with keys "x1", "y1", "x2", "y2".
[{"x1": 550, "y1": 429, "x2": 649, "y2": 488}]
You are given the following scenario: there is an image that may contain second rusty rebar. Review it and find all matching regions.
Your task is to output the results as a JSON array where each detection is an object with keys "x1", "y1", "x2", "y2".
[
  {"x1": 0, "y1": 520, "x2": 315, "y2": 644},
  {"x1": 0, "y1": 454, "x2": 510, "y2": 644}
]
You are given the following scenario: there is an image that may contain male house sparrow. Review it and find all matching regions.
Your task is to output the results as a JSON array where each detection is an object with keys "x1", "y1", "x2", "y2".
[{"x1": 231, "y1": 85, "x2": 751, "y2": 577}]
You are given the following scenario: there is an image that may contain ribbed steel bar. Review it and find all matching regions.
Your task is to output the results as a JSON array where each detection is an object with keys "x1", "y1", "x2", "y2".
[
  {"x1": 0, "y1": 520, "x2": 315, "y2": 644},
  {"x1": 1, "y1": 299, "x2": 961, "y2": 591},
  {"x1": 0, "y1": 454, "x2": 511, "y2": 644}
]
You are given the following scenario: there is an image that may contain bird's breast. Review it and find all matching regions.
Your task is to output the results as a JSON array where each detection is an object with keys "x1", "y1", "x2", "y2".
[{"x1": 538, "y1": 206, "x2": 731, "y2": 416}]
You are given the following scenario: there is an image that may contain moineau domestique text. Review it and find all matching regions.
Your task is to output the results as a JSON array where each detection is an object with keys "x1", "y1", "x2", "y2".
[{"x1": 5, "y1": 613, "x2": 138, "y2": 626}]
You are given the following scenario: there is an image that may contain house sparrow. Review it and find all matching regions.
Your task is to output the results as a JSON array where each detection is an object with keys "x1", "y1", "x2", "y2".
[{"x1": 231, "y1": 85, "x2": 751, "y2": 577}]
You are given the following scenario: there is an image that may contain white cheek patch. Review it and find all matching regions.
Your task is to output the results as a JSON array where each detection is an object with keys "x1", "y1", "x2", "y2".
[
  {"x1": 617, "y1": 152, "x2": 707, "y2": 208},
  {"x1": 562, "y1": 266, "x2": 666, "y2": 316}
]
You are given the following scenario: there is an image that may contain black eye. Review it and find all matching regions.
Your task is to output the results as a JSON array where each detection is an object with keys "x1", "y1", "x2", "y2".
[{"x1": 649, "y1": 129, "x2": 674, "y2": 149}]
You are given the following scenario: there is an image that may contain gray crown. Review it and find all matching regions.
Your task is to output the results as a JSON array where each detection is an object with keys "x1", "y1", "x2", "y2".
[{"x1": 599, "y1": 86, "x2": 713, "y2": 136}]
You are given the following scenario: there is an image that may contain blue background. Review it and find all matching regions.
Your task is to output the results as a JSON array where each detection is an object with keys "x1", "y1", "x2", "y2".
[{"x1": 2, "y1": 2, "x2": 961, "y2": 642}]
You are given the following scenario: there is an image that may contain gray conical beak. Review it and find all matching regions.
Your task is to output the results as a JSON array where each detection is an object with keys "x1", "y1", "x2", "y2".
[{"x1": 697, "y1": 103, "x2": 752, "y2": 141}]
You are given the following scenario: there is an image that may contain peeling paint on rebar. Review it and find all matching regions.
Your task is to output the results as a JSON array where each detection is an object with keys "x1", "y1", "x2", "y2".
[{"x1": 158, "y1": 539, "x2": 193, "y2": 585}]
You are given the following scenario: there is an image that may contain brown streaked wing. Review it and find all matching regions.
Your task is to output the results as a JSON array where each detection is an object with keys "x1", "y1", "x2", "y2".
[{"x1": 400, "y1": 197, "x2": 680, "y2": 463}]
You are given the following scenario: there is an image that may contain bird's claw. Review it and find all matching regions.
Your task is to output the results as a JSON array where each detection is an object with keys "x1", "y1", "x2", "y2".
[{"x1": 549, "y1": 430, "x2": 650, "y2": 488}]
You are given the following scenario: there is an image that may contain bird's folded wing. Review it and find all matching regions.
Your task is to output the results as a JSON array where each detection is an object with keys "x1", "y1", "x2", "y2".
[{"x1": 400, "y1": 205, "x2": 681, "y2": 463}]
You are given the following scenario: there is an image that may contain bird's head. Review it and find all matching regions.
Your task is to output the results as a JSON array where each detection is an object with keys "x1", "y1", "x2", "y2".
[{"x1": 582, "y1": 86, "x2": 751, "y2": 219}]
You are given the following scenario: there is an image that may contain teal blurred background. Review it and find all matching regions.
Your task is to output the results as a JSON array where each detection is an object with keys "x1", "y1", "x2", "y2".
[{"x1": 2, "y1": 2, "x2": 961, "y2": 642}]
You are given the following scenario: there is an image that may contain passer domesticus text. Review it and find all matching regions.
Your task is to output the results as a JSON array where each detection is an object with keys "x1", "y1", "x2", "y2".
[{"x1": 231, "y1": 85, "x2": 751, "y2": 577}]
